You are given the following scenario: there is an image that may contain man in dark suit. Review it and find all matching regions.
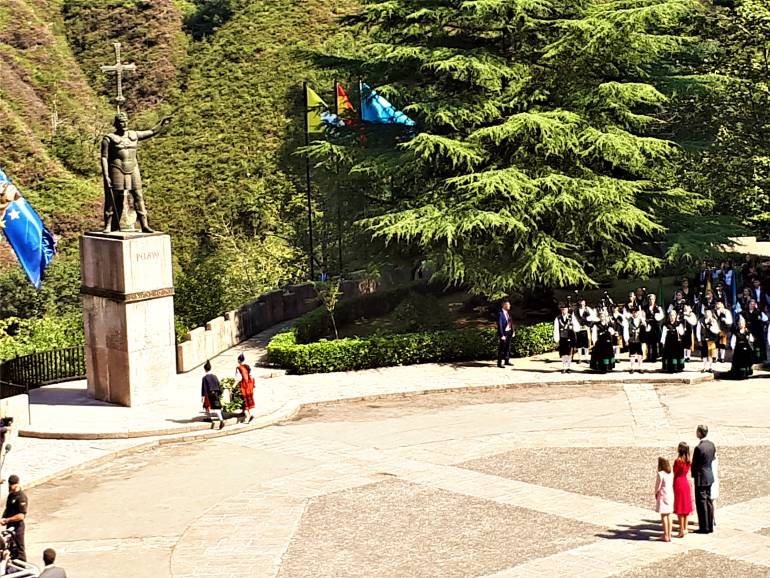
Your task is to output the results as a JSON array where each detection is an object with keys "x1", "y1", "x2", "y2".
[
  {"x1": 497, "y1": 299, "x2": 514, "y2": 368},
  {"x1": 691, "y1": 424, "x2": 716, "y2": 533},
  {"x1": 39, "y1": 548, "x2": 67, "y2": 578},
  {"x1": 750, "y1": 278, "x2": 770, "y2": 312}
]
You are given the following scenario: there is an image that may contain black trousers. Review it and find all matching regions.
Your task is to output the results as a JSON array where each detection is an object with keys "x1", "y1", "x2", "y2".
[
  {"x1": 497, "y1": 330, "x2": 513, "y2": 366},
  {"x1": 9, "y1": 523, "x2": 25, "y2": 561},
  {"x1": 695, "y1": 485, "x2": 714, "y2": 533}
]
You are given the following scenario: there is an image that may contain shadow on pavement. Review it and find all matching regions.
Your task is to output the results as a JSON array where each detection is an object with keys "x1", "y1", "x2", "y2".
[
  {"x1": 166, "y1": 417, "x2": 207, "y2": 424},
  {"x1": 29, "y1": 386, "x2": 115, "y2": 407},
  {"x1": 596, "y1": 520, "x2": 664, "y2": 541}
]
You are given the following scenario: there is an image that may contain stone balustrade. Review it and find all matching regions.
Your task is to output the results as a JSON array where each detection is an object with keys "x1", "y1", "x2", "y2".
[{"x1": 175, "y1": 279, "x2": 374, "y2": 373}]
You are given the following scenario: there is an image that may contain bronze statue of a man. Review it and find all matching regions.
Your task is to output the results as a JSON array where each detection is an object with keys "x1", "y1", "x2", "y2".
[{"x1": 101, "y1": 112, "x2": 170, "y2": 233}]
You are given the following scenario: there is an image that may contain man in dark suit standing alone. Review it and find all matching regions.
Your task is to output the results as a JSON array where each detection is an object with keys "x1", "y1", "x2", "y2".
[
  {"x1": 497, "y1": 299, "x2": 514, "y2": 368},
  {"x1": 691, "y1": 424, "x2": 716, "y2": 533}
]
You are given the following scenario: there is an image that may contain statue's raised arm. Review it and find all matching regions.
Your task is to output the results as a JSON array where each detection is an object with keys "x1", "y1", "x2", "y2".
[{"x1": 136, "y1": 116, "x2": 172, "y2": 141}]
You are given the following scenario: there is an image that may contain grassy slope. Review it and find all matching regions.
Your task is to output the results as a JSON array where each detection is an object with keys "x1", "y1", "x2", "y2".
[
  {"x1": 0, "y1": 0, "x2": 104, "y2": 241},
  {"x1": 141, "y1": 0, "x2": 359, "y2": 263},
  {"x1": 62, "y1": 0, "x2": 188, "y2": 113},
  {"x1": 1, "y1": 0, "x2": 359, "y2": 276}
]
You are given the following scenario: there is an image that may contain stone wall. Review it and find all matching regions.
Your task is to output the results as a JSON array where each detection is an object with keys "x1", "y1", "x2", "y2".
[
  {"x1": 0, "y1": 394, "x2": 29, "y2": 428},
  {"x1": 176, "y1": 279, "x2": 378, "y2": 373},
  {"x1": 176, "y1": 283, "x2": 315, "y2": 373}
]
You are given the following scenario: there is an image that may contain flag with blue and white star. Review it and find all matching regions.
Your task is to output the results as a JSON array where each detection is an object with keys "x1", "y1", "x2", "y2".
[{"x1": 0, "y1": 167, "x2": 56, "y2": 288}]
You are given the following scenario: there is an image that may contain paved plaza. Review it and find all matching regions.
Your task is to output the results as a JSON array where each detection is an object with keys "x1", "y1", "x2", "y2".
[{"x1": 20, "y1": 374, "x2": 770, "y2": 577}]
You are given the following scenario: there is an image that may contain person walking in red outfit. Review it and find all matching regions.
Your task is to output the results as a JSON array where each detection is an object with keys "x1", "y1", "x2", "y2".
[
  {"x1": 673, "y1": 442, "x2": 694, "y2": 538},
  {"x1": 235, "y1": 354, "x2": 256, "y2": 422}
]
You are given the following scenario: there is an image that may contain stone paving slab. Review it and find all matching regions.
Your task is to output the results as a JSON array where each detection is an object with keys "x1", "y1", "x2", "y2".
[
  {"x1": 2, "y1": 400, "x2": 300, "y2": 503},
  {"x1": 691, "y1": 526, "x2": 770, "y2": 568},
  {"x1": 7, "y1": 301, "x2": 761, "y2": 511},
  {"x1": 20, "y1": 360, "x2": 715, "y2": 438},
  {"x1": 612, "y1": 549, "x2": 770, "y2": 577},
  {"x1": 7, "y1": 314, "x2": 770, "y2": 576},
  {"x1": 16, "y1": 366, "x2": 770, "y2": 577},
  {"x1": 276, "y1": 478, "x2": 602, "y2": 578},
  {"x1": 8, "y1": 311, "x2": 727, "y2": 506},
  {"x1": 20, "y1": 319, "x2": 293, "y2": 439},
  {"x1": 485, "y1": 539, "x2": 688, "y2": 578},
  {"x1": 458, "y1": 446, "x2": 770, "y2": 510},
  {"x1": 23, "y1": 383, "x2": 289, "y2": 439},
  {"x1": 380, "y1": 460, "x2": 655, "y2": 531}
]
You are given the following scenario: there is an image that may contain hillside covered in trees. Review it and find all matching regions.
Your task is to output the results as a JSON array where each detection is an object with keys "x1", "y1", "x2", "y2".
[
  {"x1": 0, "y1": 0, "x2": 358, "y2": 355},
  {"x1": 0, "y1": 0, "x2": 768, "y2": 357}
]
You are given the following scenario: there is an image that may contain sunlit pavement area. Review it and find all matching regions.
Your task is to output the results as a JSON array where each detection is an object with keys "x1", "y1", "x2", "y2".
[{"x1": 22, "y1": 374, "x2": 770, "y2": 577}]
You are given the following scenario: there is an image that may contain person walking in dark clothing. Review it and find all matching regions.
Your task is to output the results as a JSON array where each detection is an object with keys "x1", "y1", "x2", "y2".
[
  {"x1": 1, "y1": 474, "x2": 27, "y2": 561},
  {"x1": 496, "y1": 300, "x2": 514, "y2": 368},
  {"x1": 691, "y1": 424, "x2": 716, "y2": 533},
  {"x1": 201, "y1": 360, "x2": 224, "y2": 429}
]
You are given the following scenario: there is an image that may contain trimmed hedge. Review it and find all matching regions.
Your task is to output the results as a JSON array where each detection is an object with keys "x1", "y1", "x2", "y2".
[{"x1": 267, "y1": 322, "x2": 555, "y2": 374}]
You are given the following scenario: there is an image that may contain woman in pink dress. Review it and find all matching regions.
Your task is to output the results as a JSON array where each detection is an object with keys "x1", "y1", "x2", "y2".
[
  {"x1": 655, "y1": 457, "x2": 674, "y2": 541},
  {"x1": 673, "y1": 442, "x2": 693, "y2": 537}
]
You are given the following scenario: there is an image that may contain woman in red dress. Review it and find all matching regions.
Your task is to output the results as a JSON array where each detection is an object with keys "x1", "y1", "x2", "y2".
[
  {"x1": 238, "y1": 362, "x2": 256, "y2": 423},
  {"x1": 673, "y1": 441, "x2": 693, "y2": 537}
]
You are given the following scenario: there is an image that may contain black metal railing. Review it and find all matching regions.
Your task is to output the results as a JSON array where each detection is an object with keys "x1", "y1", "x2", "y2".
[
  {"x1": 0, "y1": 346, "x2": 86, "y2": 392},
  {"x1": 0, "y1": 381, "x2": 27, "y2": 399}
]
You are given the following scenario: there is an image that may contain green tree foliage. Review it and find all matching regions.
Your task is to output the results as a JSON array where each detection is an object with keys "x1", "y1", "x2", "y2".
[
  {"x1": 62, "y1": 0, "x2": 189, "y2": 112},
  {"x1": 680, "y1": 0, "x2": 770, "y2": 236},
  {"x1": 0, "y1": 256, "x2": 83, "y2": 360},
  {"x1": 314, "y1": 279, "x2": 342, "y2": 339},
  {"x1": 0, "y1": 0, "x2": 103, "y2": 235},
  {"x1": 0, "y1": 314, "x2": 84, "y2": 361},
  {"x1": 183, "y1": 0, "x2": 234, "y2": 40},
  {"x1": 173, "y1": 226, "x2": 301, "y2": 333},
  {"x1": 138, "y1": 0, "x2": 356, "y2": 328},
  {"x1": 0, "y1": 258, "x2": 80, "y2": 319},
  {"x1": 312, "y1": 0, "x2": 706, "y2": 297}
]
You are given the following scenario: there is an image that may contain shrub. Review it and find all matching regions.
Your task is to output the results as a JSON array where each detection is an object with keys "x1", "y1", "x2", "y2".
[
  {"x1": 0, "y1": 314, "x2": 84, "y2": 362},
  {"x1": 294, "y1": 281, "x2": 449, "y2": 343},
  {"x1": 267, "y1": 322, "x2": 554, "y2": 374},
  {"x1": 220, "y1": 377, "x2": 243, "y2": 414},
  {"x1": 391, "y1": 292, "x2": 453, "y2": 333},
  {"x1": 511, "y1": 322, "x2": 554, "y2": 357}
]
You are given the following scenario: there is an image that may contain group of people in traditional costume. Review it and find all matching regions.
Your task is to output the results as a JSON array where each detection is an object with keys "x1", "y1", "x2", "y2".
[{"x1": 552, "y1": 275, "x2": 770, "y2": 378}]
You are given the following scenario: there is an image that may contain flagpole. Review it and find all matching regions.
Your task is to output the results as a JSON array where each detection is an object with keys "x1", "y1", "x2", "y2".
[
  {"x1": 303, "y1": 81, "x2": 315, "y2": 281},
  {"x1": 334, "y1": 80, "x2": 344, "y2": 277},
  {"x1": 358, "y1": 79, "x2": 369, "y2": 263}
]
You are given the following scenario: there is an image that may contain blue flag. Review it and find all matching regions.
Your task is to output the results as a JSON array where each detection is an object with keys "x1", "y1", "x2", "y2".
[
  {"x1": 360, "y1": 82, "x2": 415, "y2": 126},
  {"x1": 0, "y1": 168, "x2": 56, "y2": 288}
]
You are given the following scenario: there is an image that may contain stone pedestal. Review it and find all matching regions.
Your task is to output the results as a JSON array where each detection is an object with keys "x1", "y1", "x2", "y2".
[{"x1": 80, "y1": 232, "x2": 176, "y2": 406}]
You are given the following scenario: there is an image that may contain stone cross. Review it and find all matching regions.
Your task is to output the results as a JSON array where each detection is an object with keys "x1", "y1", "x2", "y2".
[{"x1": 100, "y1": 42, "x2": 136, "y2": 112}]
